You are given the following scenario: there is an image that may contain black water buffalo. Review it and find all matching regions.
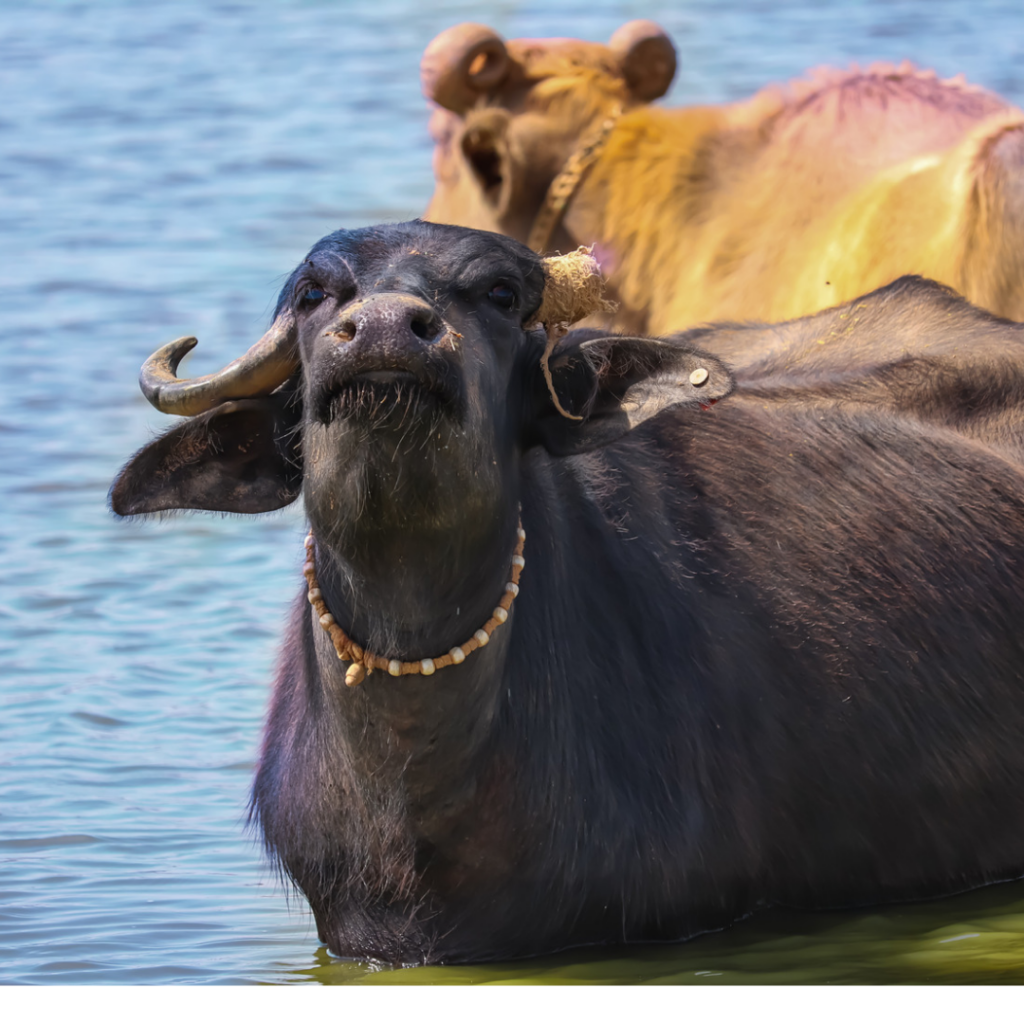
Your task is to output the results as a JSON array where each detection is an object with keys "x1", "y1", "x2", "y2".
[{"x1": 113, "y1": 221, "x2": 1024, "y2": 965}]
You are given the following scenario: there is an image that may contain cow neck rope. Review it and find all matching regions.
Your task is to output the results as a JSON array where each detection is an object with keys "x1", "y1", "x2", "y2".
[
  {"x1": 527, "y1": 105, "x2": 622, "y2": 255},
  {"x1": 303, "y1": 517, "x2": 526, "y2": 688}
]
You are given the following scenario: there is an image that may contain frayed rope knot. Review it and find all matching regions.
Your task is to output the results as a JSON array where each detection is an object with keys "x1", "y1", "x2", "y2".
[{"x1": 528, "y1": 246, "x2": 617, "y2": 420}]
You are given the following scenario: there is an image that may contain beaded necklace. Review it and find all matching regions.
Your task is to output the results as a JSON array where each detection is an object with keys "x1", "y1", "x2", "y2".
[{"x1": 303, "y1": 519, "x2": 526, "y2": 687}]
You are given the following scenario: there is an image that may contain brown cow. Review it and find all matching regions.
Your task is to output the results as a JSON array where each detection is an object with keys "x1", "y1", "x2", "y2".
[{"x1": 422, "y1": 21, "x2": 1024, "y2": 333}]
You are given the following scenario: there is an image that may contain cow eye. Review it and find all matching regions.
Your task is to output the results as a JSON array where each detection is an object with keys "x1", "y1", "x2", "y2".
[
  {"x1": 299, "y1": 285, "x2": 326, "y2": 309},
  {"x1": 488, "y1": 282, "x2": 517, "y2": 309}
]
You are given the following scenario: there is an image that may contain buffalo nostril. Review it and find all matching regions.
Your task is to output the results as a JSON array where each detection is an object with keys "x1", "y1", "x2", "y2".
[
  {"x1": 328, "y1": 319, "x2": 357, "y2": 343},
  {"x1": 410, "y1": 313, "x2": 442, "y2": 342}
]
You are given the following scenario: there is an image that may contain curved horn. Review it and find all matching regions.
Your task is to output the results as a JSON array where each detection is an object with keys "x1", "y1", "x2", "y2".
[
  {"x1": 140, "y1": 311, "x2": 298, "y2": 417},
  {"x1": 421, "y1": 23, "x2": 510, "y2": 114},
  {"x1": 609, "y1": 20, "x2": 676, "y2": 102},
  {"x1": 530, "y1": 248, "x2": 618, "y2": 422},
  {"x1": 532, "y1": 248, "x2": 616, "y2": 329}
]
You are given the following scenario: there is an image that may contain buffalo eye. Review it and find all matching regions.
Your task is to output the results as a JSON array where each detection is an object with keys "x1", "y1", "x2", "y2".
[
  {"x1": 298, "y1": 285, "x2": 326, "y2": 310},
  {"x1": 488, "y1": 282, "x2": 517, "y2": 310}
]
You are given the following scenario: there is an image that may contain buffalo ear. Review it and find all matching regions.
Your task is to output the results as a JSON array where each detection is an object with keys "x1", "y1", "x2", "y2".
[
  {"x1": 528, "y1": 331, "x2": 734, "y2": 457},
  {"x1": 110, "y1": 395, "x2": 302, "y2": 516}
]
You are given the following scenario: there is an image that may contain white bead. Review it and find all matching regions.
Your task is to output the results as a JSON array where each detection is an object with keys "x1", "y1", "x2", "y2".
[
  {"x1": 475, "y1": 629, "x2": 490, "y2": 646},
  {"x1": 307, "y1": 589, "x2": 321, "y2": 603},
  {"x1": 319, "y1": 613, "x2": 334, "y2": 627},
  {"x1": 516, "y1": 527, "x2": 526, "y2": 541},
  {"x1": 689, "y1": 367, "x2": 709, "y2": 386},
  {"x1": 492, "y1": 607, "x2": 508, "y2": 623},
  {"x1": 512, "y1": 555, "x2": 525, "y2": 569},
  {"x1": 388, "y1": 660, "x2": 402, "y2": 676},
  {"x1": 505, "y1": 582, "x2": 519, "y2": 597},
  {"x1": 421, "y1": 658, "x2": 435, "y2": 675},
  {"x1": 449, "y1": 647, "x2": 466, "y2": 664}
]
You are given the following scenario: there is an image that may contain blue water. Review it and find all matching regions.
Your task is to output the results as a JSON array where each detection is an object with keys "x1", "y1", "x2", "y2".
[{"x1": 3, "y1": 0, "x2": 1024, "y2": 985}]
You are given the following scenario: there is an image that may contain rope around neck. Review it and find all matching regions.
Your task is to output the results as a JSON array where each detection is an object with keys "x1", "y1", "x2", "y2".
[
  {"x1": 303, "y1": 519, "x2": 526, "y2": 687},
  {"x1": 526, "y1": 105, "x2": 622, "y2": 255}
]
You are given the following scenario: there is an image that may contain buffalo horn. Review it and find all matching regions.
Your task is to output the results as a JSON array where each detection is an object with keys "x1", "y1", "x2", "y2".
[
  {"x1": 421, "y1": 23, "x2": 510, "y2": 114},
  {"x1": 139, "y1": 312, "x2": 298, "y2": 416}
]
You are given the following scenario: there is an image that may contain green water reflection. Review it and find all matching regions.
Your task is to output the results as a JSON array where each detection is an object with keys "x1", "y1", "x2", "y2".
[{"x1": 291, "y1": 880, "x2": 1024, "y2": 984}]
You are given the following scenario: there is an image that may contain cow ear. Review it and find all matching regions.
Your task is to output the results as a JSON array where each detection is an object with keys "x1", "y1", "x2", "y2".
[
  {"x1": 528, "y1": 332, "x2": 734, "y2": 457},
  {"x1": 460, "y1": 110, "x2": 513, "y2": 212},
  {"x1": 110, "y1": 395, "x2": 303, "y2": 516},
  {"x1": 609, "y1": 21, "x2": 677, "y2": 103}
]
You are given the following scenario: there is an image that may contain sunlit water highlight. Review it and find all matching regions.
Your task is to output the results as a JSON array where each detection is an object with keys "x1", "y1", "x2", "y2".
[{"x1": 3, "y1": 0, "x2": 1024, "y2": 985}]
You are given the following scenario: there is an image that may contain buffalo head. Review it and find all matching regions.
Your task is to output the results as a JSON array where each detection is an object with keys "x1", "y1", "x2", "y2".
[
  {"x1": 111, "y1": 222, "x2": 730, "y2": 655},
  {"x1": 113, "y1": 221, "x2": 727, "y2": 514}
]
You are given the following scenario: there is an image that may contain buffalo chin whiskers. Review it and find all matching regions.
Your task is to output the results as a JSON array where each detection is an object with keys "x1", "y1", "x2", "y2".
[
  {"x1": 319, "y1": 379, "x2": 454, "y2": 429},
  {"x1": 303, "y1": 514, "x2": 525, "y2": 687}
]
